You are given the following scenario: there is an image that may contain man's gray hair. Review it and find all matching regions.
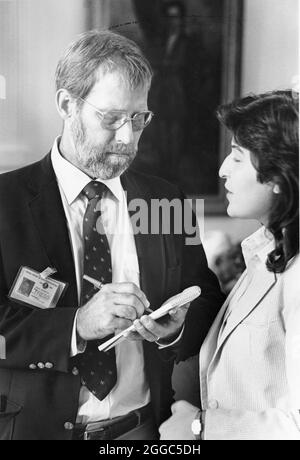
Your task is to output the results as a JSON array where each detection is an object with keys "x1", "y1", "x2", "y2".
[{"x1": 55, "y1": 30, "x2": 153, "y2": 100}]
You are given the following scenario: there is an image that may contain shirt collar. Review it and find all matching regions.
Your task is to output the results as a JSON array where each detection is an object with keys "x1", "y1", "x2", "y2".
[
  {"x1": 241, "y1": 226, "x2": 275, "y2": 268},
  {"x1": 51, "y1": 137, "x2": 123, "y2": 205}
]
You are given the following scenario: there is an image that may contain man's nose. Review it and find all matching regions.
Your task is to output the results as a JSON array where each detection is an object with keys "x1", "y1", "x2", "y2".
[{"x1": 114, "y1": 120, "x2": 134, "y2": 145}]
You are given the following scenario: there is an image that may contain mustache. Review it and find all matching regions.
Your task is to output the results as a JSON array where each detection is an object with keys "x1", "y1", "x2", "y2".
[{"x1": 105, "y1": 143, "x2": 136, "y2": 155}]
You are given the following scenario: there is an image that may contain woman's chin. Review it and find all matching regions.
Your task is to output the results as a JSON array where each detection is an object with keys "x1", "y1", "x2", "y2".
[
  {"x1": 227, "y1": 206, "x2": 253, "y2": 221},
  {"x1": 226, "y1": 205, "x2": 240, "y2": 219}
]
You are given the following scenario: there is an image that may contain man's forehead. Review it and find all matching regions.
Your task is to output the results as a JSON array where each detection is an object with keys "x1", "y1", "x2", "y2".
[
  {"x1": 93, "y1": 67, "x2": 150, "y2": 92},
  {"x1": 87, "y1": 71, "x2": 149, "y2": 108}
]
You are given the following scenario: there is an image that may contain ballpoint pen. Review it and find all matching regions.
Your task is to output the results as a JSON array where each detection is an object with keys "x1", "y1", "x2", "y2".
[{"x1": 83, "y1": 274, "x2": 154, "y2": 313}]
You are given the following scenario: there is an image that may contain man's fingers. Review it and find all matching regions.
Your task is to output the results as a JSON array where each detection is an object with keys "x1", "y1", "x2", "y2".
[
  {"x1": 133, "y1": 318, "x2": 160, "y2": 342},
  {"x1": 111, "y1": 304, "x2": 138, "y2": 321},
  {"x1": 112, "y1": 317, "x2": 133, "y2": 332},
  {"x1": 168, "y1": 302, "x2": 190, "y2": 316},
  {"x1": 123, "y1": 330, "x2": 143, "y2": 341},
  {"x1": 109, "y1": 283, "x2": 150, "y2": 311},
  {"x1": 139, "y1": 315, "x2": 166, "y2": 337},
  {"x1": 112, "y1": 293, "x2": 145, "y2": 318}
]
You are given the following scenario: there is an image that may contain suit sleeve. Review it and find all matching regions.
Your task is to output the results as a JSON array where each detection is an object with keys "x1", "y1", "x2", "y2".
[{"x1": 0, "y1": 251, "x2": 78, "y2": 373}]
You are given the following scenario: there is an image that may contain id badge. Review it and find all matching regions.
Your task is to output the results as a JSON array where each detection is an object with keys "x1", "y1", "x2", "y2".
[{"x1": 8, "y1": 266, "x2": 67, "y2": 309}]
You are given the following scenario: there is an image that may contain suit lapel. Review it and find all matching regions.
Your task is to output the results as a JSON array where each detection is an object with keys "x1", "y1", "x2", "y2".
[
  {"x1": 200, "y1": 271, "x2": 247, "y2": 375},
  {"x1": 28, "y1": 154, "x2": 78, "y2": 307},
  {"x1": 121, "y1": 171, "x2": 166, "y2": 308},
  {"x1": 216, "y1": 268, "x2": 277, "y2": 351},
  {"x1": 200, "y1": 269, "x2": 277, "y2": 378},
  {"x1": 121, "y1": 170, "x2": 172, "y2": 411}
]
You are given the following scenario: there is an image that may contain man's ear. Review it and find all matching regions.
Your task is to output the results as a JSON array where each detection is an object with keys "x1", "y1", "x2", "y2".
[{"x1": 55, "y1": 89, "x2": 76, "y2": 120}]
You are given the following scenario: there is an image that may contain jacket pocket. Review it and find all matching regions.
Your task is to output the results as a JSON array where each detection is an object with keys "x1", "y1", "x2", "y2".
[{"x1": 0, "y1": 399, "x2": 22, "y2": 440}]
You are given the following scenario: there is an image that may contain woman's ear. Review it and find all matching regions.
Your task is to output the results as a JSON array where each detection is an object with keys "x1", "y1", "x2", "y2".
[{"x1": 55, "y1": 89, "x2": 76, "y2": 120}]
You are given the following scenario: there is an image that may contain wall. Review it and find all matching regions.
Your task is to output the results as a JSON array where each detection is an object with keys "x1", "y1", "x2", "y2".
[
  {"x1": 0, "y1": 0, "x2": 87, "y2": 171},
  {"x1": 205, "y1": 0, "x2": 299, "y2": 243},
  {"x1": 242, "y1": 0, "x2": 299, "y2": 94}
]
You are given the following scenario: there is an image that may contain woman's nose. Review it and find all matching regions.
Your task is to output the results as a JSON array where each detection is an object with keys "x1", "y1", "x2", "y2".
[{"x1": 219, "y1": 156, "x2": 230, "y2": 179}]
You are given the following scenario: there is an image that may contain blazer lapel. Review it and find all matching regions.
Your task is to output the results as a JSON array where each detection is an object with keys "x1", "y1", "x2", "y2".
[
  {"x1": 121, "y1": 171, "x2": 166, "y2": 308},
  {"x1": 200, "y1": 268, "x2": 277, "y2": 379},
  {"x1": 200, "y1": 271, "x2": 247, "y2": 375},
  {"x1": 215, "y1": 268, "x2": 277, "y2": 351},
  {"x1": 28, "y1": 154, "x2": 78, "y2": 307}
]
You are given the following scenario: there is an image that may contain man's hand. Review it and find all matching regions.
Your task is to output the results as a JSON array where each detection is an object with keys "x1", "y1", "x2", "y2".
[
  {"x1": 159, "y1": 400, "x2": 199, "y2": 440},
  {"x1": 124, "y1": 297, "x2": 190, "y2": 343},
  {"x1": 76, "y1": 282, "x2": 149, "y2": 341}
]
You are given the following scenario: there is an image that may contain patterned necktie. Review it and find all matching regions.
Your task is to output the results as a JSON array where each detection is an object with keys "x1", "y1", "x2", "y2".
[{"x1": 72, "y1": 181, "x2": 117, "y2": 401}]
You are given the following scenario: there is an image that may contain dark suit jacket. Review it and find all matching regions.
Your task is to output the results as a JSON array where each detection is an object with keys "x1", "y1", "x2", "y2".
[{"x1": 0, "y1": 153, "x2": 224, "y2": 440}]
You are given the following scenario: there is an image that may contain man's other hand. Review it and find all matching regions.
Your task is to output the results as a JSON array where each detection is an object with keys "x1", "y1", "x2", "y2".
[{"x1": 124, "y1": 298, "x2": 190, "y2": 344}]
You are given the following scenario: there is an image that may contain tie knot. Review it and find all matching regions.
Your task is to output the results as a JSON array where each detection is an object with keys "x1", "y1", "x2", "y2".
[{"x1": 82, "y1": 181, "x2": 106, "y2": 201}]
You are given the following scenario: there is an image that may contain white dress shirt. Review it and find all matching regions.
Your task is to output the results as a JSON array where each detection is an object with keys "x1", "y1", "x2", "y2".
[{"x1": 51, "y1": 137, "x2": 150, "y2": 423}]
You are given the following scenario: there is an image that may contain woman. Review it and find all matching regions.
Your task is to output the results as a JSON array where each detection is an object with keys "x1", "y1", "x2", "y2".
[{"x1": 160, "y1": 90, "x2": 300, "y2": 440}]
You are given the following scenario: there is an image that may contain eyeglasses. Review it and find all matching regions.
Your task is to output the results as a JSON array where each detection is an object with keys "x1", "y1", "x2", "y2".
[{"x1": 78, "y1": 97, "x2": 154, "y2": 132}]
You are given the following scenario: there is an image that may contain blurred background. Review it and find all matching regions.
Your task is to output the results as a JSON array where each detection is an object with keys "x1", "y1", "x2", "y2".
[{"x1": 0, "y1": 0, "x2": 298, "y2": 403}]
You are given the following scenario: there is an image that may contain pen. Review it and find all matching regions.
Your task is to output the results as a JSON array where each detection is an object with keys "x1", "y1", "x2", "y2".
[
  {"x1": 83, "y1": 274, "x2": 103, "y2": 290},
  {"x1": 83, "y1": 274, "x2": 153, "y2": 313}
]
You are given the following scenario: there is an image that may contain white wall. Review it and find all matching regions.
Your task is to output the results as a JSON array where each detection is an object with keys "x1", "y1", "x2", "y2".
[
  {"x1": 242, "y1": 0, "x2": 299, "y2": 95},
  {"x1": 0, "y1": 0, "x2": 86, "y2": 171}
]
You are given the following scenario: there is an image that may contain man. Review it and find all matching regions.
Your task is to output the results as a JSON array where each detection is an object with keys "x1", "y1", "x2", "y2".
[{"x1": 0, "y1": 31, "x2": 223, "y2": 440}]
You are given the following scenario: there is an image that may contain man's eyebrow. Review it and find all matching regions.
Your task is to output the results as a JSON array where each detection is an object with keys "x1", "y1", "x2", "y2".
[{"x1": 231, "y1": 144, "x2": 244, "y2": 153}]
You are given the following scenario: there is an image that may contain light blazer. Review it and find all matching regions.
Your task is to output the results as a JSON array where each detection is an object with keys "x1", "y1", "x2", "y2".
[
  {"x1": 0, "y1": 153, "x2": 223, "y2": 440},
  {"x1": 199, "y1": 254, "x2": 300, "y2": 440}
]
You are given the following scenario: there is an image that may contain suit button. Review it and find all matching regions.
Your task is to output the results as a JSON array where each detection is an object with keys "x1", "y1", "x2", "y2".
[
  {"x1": 29, "y1": 364, "x2": 37, "y2": 370},
  {"x1": 45, "y1": 362, "x2": 53, "y2": 369},
  {"x1": 37, "y1": 362, "x2": 45, "y2": 369},
  {"x1": 64, "y1": 422, "x2": 74, "y2": 431},
  {"x1": 72, "y1": 367, "x2": 79, "y2": 376},
  {"x1": 208, "y1": 399, "x2": 219, "y2": 409}
]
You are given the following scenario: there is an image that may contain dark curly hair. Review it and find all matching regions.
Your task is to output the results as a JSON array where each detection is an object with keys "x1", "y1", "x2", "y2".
[{"x1": 217, "y1": 90, "x2": 299, "y2": 273}]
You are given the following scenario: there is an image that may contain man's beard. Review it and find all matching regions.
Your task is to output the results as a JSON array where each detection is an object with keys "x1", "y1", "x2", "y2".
[{"x1": 70, "y1": 114, "x2": 137, "y2": 179}]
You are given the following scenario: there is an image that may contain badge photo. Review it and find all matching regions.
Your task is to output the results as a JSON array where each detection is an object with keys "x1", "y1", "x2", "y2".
[{"x1": 8, "y1": 266, "x2": 67, "y2": 309}]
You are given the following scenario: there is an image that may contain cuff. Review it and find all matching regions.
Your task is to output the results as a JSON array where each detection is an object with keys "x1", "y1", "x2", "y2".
[
  {"x1": 156, "y1": 325, "x2": 185, "y2": 349},
  {"x1": 70, "y1": 309, "x2": 87, "y2": 357}
]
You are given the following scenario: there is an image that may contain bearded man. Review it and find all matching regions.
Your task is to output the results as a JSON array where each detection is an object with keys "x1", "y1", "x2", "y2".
[{"x1": 0, "y1": 31, "x2": 223, "y2": 440}]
